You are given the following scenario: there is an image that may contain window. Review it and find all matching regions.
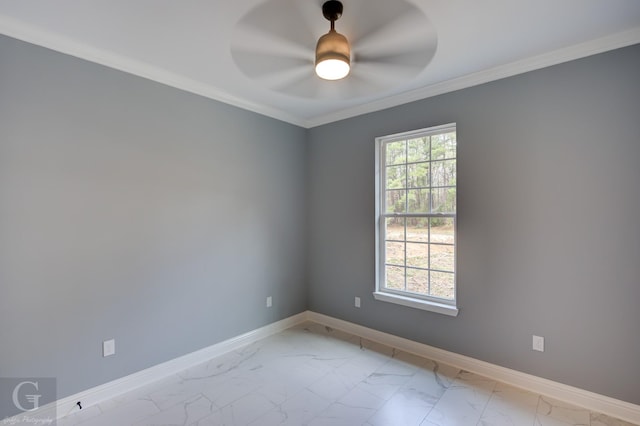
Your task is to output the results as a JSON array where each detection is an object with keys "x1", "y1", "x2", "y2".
[{"x1": 374, "y1": 123, "x2": 458, "y2": 316}]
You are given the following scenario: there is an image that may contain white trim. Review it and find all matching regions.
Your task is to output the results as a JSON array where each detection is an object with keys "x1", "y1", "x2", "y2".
[
  {"x1": 0, "y1": 15, "x2": 308, "y2": 128},
  {"x1": 373, "y1": 291, "x2": 459, "y2": 316},
  {"x1": 8, "y1": 312, "x2": 308, "y2": 422},
  {"x1": 8, "y1": 311, "x2": 640, "y2": 424},
  {"x1": 377, "y1": 123, "x2": 458, "y2": 143},
  {"x1": 306, "y1": 312, "x2": 640, "y2": 425},
  {"x1": 375, "y1": 124, "x2": 459, "y2": 313},
  {"x1": 307, "y1": 27, "x2": 640, "y2": 128},
  {"x1": 1, "y1": 13, "x2": 638, "y2": 129}
]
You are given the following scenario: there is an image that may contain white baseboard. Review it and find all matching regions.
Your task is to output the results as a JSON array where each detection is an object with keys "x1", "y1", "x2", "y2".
[
  {"x1": 8, "y1": 312, "x2": 308, "y2": 422},
  {"x1": 306, "y1": 311, "x2": 640, "y2": 425},
  {"x1": 9, "y1": 310, "x2": 639, "y2": 424}
]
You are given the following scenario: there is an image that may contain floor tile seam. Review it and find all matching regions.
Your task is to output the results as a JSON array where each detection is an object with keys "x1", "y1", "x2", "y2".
[
  {"x1": 534, "y1": 394, "x2": 592, "y2": 426},
  {"x1": 147, "y1": 394, "x2": 164, "y2": 415},
  {"x1": 265, "y1": 387, "x2": 321, "y2": 424},
  {"x1": 474, "y1": 383, "x2": 527, "y2": 426},
  {"x1": 425, "y1": 375, "x2": 497, "y2": 426},
  {"x1": 417, "y1": 403, "x2": 438, "y2": 426},
  {"x1": 360, "y1": 368, "x2": 444, "y2": 426},
  {"x1": 357, "y1": 336, "x2": 455, "y2": 416},
  {"x1": 355, "y1": 375, "x2": 397, "y2": 404},
  {"x1": 529, "y1": 394, "x2": 544, "y2": 426},
  {"x1": 308, "y1": 351, "x2": 368, "y2": 389},
  {"x1": 304, "y1": 383, "x2": 344, "y2": 405},
  {"x1": 473, "y1": 377, "x2": 499, "y2": 423},
  {"x1": 189, "y1": 392, "x2": 218, "y2": 415},
  {"x1": 269, "y1": 403, "x2": 291, "y2": 425},
  {"x1": 399, "y1": 379, "x2": 448, "y2": 408},
  {"x1": 199, "y1": 383, "x2": 259, "y2": 415},
  {"x1": 146, "y1": 386, "x2": 211, "y2": 415}
]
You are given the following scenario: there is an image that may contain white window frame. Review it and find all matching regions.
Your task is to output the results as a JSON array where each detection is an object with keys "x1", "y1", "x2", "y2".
[{"x1": 374, "y1": 123, "x2": 459, "y2": 317}]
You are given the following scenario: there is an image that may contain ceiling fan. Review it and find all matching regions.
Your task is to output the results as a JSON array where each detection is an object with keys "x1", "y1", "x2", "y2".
[{"x1": 230, "y1": 0, "x2": 437, "y2": 99}]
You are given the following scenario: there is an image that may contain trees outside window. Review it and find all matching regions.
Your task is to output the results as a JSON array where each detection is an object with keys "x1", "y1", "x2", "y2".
[{"x1": 375, "y1": 124, "x2": 457, "y2": 311}]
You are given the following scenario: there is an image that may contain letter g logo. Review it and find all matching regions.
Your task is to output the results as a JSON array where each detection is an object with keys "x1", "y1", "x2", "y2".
[{"x1": 12, "y1": 381, "x2": 42, "y2": 412}]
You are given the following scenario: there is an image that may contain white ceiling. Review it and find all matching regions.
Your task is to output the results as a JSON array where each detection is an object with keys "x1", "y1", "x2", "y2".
[{"x1": 1, "y1": 0, "x2": 639, "y2": 128}]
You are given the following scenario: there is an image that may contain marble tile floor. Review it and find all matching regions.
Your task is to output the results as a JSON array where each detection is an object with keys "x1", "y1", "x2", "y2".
[{"x1": 52, "y1": 322, "x2": 635, "y2": 426}]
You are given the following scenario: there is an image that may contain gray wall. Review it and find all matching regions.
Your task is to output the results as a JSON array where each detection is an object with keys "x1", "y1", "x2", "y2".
[
  {"x1": 307, "y1": 44, "x2": 640, "y2": 404},
  {"x1": 2, "y1": 32, "x2": 639, "y2": 409},
  {"x1": 0, "y1": 35, "x2": 307, "y2": 399}
]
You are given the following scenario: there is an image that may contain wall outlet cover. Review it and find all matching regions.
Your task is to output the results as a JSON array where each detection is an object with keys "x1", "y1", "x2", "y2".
[
  {"x1": 532, "y1": 335, "x2": 544, "y2": 352},
  {"x1": 103, "y1": 339, "x2": 115, "y2": 357}
]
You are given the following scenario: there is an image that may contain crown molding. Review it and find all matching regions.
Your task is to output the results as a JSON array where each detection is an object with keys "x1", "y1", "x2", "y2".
[
  {"x1": 1, "y1": 13, "x2": 638, "y2": 129},
  {"x1": 306, "y1": 27, "x2": 640, "y2": 128},
  {"x1": 0, "y1": 14, "x2": 309, "y2": 128}
]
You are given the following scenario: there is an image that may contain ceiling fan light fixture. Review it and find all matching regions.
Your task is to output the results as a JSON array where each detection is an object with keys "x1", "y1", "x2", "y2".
[
  {"x1": 315, "y1": 30, "x2": 350, "y2": 80},
  {"x1": 315, "y1": 1, "x2": 350, "y2": 80}
]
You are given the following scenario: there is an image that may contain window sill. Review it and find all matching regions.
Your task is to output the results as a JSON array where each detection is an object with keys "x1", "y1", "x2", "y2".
[{"x1": 373, "y1": 292, "x2": 459, "y2": 317}]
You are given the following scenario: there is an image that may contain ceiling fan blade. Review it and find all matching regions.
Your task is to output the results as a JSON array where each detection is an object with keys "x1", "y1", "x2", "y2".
[
  {"x1": 230, "y1": 0, "x2": 322, "y2": 86},
  {"x1": 234, "y1": 53, "x2": 312, "y2": 87},
  {"x1": 356, "y1": 50, "x2": 435, "y2": 72},
  {"x1": 232, "y1": 23, "x2": 311, "y2": 61},
  {"x1": 232, "y1": 49, "x2": 311, "y2": 79},
  {"x1": 229, "y1": 0, "x2": 438, "y2": 101},
  {"x1": 350, "y1": 3, "x2": 437, "y2": 59},
  {"x1": 272, "y1": 74, "x2": 322, "y2": 98},
  {"x1": 232, "y1": 0, "x2": 317, "y2": 59},
  {"x1": 271, "y1": 73, "x2": 363, "y2": 100},
  {"x1": 352, "y1": 60, "x2": 424, "y2": 88}
]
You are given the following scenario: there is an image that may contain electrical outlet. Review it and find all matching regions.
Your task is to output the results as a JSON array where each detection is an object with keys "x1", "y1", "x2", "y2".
[
  {"x1": 103, "y1": 339, "x2": 115, "y2": 357},
  {"x1": 532, "y1": 335, "x2": 544, "y2": 352},
  {"x1": 354, "y1": 297, "x2": 361, "y2": 308},
  {"x1": 266, "y1": 296, "x2": 272, "y2": 308}
]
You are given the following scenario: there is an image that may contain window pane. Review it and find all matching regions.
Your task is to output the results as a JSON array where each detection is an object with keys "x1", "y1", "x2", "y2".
[
  {"x1": 385, "y1": 217, "x2": 405, "y2": 241},
  {"x1": 432, "y1": 160, "x2": 456, "y2": 188},
  {"x1": 378, "y1": 125, "x2": 456, "y2": 305},
  {"x1": 430, "y1": 271, "x2": 455, "y2": 300},
  {"x1": 431, "y1": 187, "x2": 456, "y2": 213},
  {"x1": 431, "y1": 133, "x2": 456, "y2": 160},
  {"x1": 385, "y1": 242, "x2": 405, "y2": 266},
  {"x1": 407, "y1": 137, "x2": 429, "y2": 163},
  {"x1": 431, "y1": 134, "x2": 445, "y2": 160},
  {"x1": 406, "y1": 243, "x2": 428, "y2": 268},
  {"x1": 385, "y1": 266, "x2": 405, "y2": 290},
  {"x1": 430, "y1": 218, "x2": 454, "y2": 244},
  {"x1": 430, "y1": 244, "x2": 454, "y2": 272},
  {"x1": 407, "y1": 268, "x2": 429, "y2": 294},
  {"x1": 443, "y1": 132, "x2": 457, "y2": 159},
  {"x1": 386, "y1": 165, "x2": 406, "y2": 189},
  {"x1": 385, "y1": 141, "x2": 406, "y2": 165},
  {"x1": 385, "y1": 190, "x2": 405, "y2": 213},
  {"x1": 407, "y1": 189, "x2": 429, "y2": 213},
  {"x1": 406, "y1": 219, "x2": 429, "y2": 243},
  {"x1": 407, "y1": 162, "x2": 429, "y2": 188}
]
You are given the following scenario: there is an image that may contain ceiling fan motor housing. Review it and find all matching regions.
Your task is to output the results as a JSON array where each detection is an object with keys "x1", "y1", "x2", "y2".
[
  {"x1": 322, "y1": 0, "x2": 343, "y2": 21},
  {"x1": 315, "y1": 0, "x2": 351, "y2": 79},
  {"x1": 315, "y1": 30, "x2": 350, "y2": 66}
]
